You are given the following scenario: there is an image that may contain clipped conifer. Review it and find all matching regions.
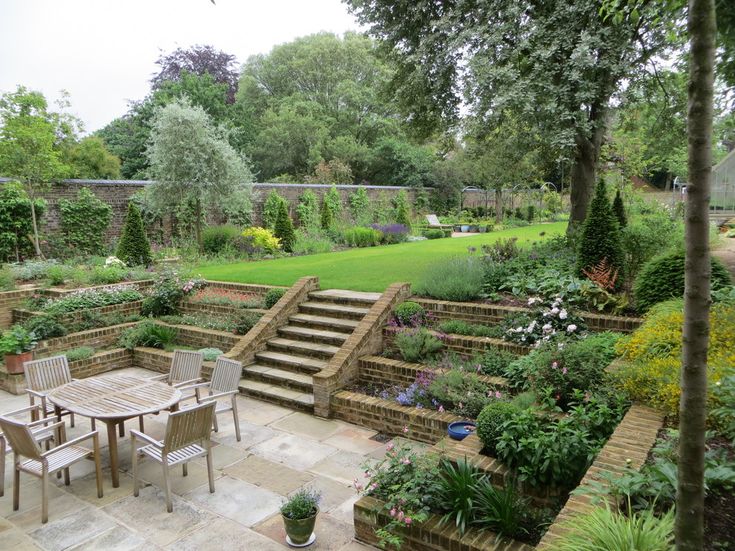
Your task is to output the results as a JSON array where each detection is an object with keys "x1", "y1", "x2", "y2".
[
  {"x1": 612, "y1": 189, "x2": 627, "y2": 228},
  {"x1": 576, "y1": 180, "x2": 625, "y2": 287},
  {"x1": 116, "y1": 202, "x2": 152, "y2": 266},
  {"x1": 274, "y1": 201, "x2": 296, "y2": 253},
  {"x1": 320, "y1": 196, "x2": 334, "y2": 229}
]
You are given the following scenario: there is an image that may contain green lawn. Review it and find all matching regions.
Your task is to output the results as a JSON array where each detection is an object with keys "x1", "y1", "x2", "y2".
[{"x1": 196, "y1": 222, "x2": 566, "y2": 292}]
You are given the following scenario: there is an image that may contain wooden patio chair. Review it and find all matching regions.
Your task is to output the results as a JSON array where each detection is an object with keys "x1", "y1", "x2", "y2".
[
  {"x1": 0, "y1": 416, "x2": 102, "y2": 523},
  {"x1": 0, "y1": 405, "x2": 56, "y2": 497},
  {"x1": 130, "y1": 401, "x2": 216, "y2": 513},
  {"x1": 425, "y1": 214, "x2": 453, "y2": 230},
  {"x1": 150, "y1": 350, "x2": 204, "y2": 388},
  {"x1": 180, "y1": 356, "x2": 242, "y2": 442},
  {"x1": 24, "y1": 355, "x2": 80, "y2": 428}
]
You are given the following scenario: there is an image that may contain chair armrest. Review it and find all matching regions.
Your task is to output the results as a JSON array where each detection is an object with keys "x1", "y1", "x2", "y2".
[
  {"x1": 173, "y1": 378, "x2": 203, "y2": 389},
  {"x1": 25, "y1": 389, "x2": 47, "y2": 399},
  {"x1": 26, "y1": 417, "x2": 64, "y2": 429},
  {"x1": 2, "y1": 404, "x2": 43, "y2": 418},
  {"x1": 41, "y1": 430, "x2": 97, "y2": 456},
  {"x1": 129, "y1": 429, "x2": 163, "y2": 448},
  {"x1": 148, "y1": 374, "x2": 168, "y2": 382},
  {"x1": 177, "y1": 381, "x2": 210, "y2": 392},
  {"x1": 200, "y1": 390, "x2": 238, "y2": 401}
]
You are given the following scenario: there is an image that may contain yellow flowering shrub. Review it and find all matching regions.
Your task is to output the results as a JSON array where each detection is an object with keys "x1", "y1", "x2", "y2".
[
  {"x1": 613, "y1": 299, "x2": 735, "y2": 419},
  {"x1": 241, "y1": 227, "x2": 280, "y2": 253}
]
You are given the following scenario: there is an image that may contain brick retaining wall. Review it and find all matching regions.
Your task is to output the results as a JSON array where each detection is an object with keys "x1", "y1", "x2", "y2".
[
  {"x1": 13, "y1": 300, "x2": 144, "y2": 326},
  {"x1": 0, "y1": 289, "x2": 36, "y2": 328},
  {"x1": 383, "y1": 326, "x2": 531, "y2": 358},
  {"x1": 36, "y1": 322, "x2": 137, "y2": 356}
]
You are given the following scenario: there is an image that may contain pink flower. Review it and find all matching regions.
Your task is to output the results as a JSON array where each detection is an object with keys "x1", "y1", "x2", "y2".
[
  {"x1": 390, "y1": 508, "x2": 397, "y2": 517},
  {"x1": 386, "y1": 442, "x2": 395, "y2": 452},
  {"x1": 397, "y1": 511, "x2": 404, "y2": 521},
  {"x1": 551, "y1": 361, "x2": 558, "y2": 369},
  {"x1": 404, "y1": 517, "x2": 413, "y2": 525},
  {"x1": 438, "y1": 405, "x2": 445, "y2": 413},
  {"x1": 562, "y1": 367, "x2": 568, "y2": 375},
  {"x1": 494, "y1": 391, "x2": 502, "y2": 399},
  {"x1": 402, "y1": 426, "x2": 409, "y2": 434},
  {"x1": 402, "y1": 457, "x2": 411, "y2": 465}
]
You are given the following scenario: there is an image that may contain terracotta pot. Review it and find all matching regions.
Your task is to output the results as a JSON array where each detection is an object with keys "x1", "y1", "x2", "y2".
[
  {"x1": 283, "y1": 509, "x2": 318, "y2": 547},
  {"x1": 4, "y1": 351, "x2": 33, "y2": 375}
]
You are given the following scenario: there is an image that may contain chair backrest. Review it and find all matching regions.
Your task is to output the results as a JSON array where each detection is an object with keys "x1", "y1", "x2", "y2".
[
  {"x1": 163, "y1": 401, "x2": 215, "y2": 455},
  {"x1": 210, "y1": 357, "x2": 242, "y2": 395},
  {"x1": 426, "y1": 214, "x2": 441, "y2": 226},
  {"x1": 0, "y1": 416, "x2": 43, "y2": 460},
  {"x1": 169, "y1": 350, "x2": 203, "y2": 385},
  {"x1": 24, "y1": 355, "x2": 72, "y2": 392}
]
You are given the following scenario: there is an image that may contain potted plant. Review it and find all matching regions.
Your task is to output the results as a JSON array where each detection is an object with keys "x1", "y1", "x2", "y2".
[
  {"x1": 281, "y1": 488, "x2": 321, "y2": 547},
  {"x1": 0, "y1": 325, "x2": 37, "y2": 374}
]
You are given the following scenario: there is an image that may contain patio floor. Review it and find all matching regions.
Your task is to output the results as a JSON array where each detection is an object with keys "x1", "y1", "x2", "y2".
[{"x1": 0, "y1": 367, "x2": 391, "y2": 551}]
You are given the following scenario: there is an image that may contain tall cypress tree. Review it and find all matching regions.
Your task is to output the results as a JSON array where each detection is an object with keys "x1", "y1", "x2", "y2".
[
  {"x1": 116, "y1": 202, "x2": 152, "y2": 266},
  {"x1": 274, "y1": 201, "x2": 295, "y2": 253},
  {"x1": 612, "y1": 189, "x2": 627, "y2": 228},
  {"x1": 576, "y1": 180, "x2": 625, "y2": 285}
]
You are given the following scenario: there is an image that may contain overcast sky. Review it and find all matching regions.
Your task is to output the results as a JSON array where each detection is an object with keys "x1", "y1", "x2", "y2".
[{"x1": 0, "y1": 0, "x2": 361, "y2": 133}]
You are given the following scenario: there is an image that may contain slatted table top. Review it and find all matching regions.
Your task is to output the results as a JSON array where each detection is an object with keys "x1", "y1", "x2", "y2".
[{"x1": 47, "y1": 374, "x2": 181, "y2": 420}]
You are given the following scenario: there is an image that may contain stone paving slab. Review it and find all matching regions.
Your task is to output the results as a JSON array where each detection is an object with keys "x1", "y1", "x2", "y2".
[
  {"x1": 250, "y1": 433, "x2": 339, "y2": 470},
  {"x1": 185, "y1": 476, "x2": 282, "y2": 527},
  {"x1": 310, "y1": 450, "x2": 370, "y2": 486},
  {"x1": 27, "y1": 506, "x2": 117, "y2": 551},
  {"x1": 224, "y1": 454, "x2": 314, "y2": 495},
  {"x1": 255, "y1": 511, "x2": 354, "y2": 550},
  {"x1": 271, "y1": 411, "x2": 346, "y2": 440},
  {"x1": 165, "y1": 516, "x2": 285, "y2": 551}
]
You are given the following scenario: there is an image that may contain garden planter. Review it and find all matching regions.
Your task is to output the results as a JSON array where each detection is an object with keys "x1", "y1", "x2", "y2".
[
  {"x1": 469, "y1": 224, "x2": 479, "y2": 232},
  {"x1": 4, "y1": 351, "x2": 33, "y2": 374},
  {"x1": 460, "y1": 225, "x2": 470, "y2": 232},
  {"x1": 448, "y1": 421, "x2": 476, "y2": 440},
  {"x1": 283, "y1": 509, "x2": 318, "y2": 547}
]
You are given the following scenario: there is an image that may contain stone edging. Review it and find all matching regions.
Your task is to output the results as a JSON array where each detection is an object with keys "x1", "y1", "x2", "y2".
[
  {"x1": 312, "y1": 282, "x2": 412, "y2": 418},
  {"x1": 413, "y1": 297, "x2": 643, "y2": 333},
  {"x1": 225, "y1": 276, "x2": 319, "y2": 364},
  {"x1": 354, "y1": 495, "x2": 533, "y2": 551},
  {"x1": 536, "y1": 404, "x2": 665, "y2": 548}
]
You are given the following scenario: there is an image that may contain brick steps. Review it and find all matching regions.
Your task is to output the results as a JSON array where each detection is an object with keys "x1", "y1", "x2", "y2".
[
  {"x1": 298, "y1": 301, "x2": 370, "y2": 320},
  {"x1": 240, "y1": 288, "x2": 379, "y2": 412},
  {"x1": 277, "y1": 325, "x2": 348, "y2": 346},
  {"x1": 288, "y1": 313, "x2": 359, "y2": 333}
]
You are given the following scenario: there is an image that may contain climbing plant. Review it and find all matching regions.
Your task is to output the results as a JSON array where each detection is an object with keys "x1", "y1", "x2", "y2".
[{"x1": 58, "y1": 187, "x2": 112, "y2": 256}]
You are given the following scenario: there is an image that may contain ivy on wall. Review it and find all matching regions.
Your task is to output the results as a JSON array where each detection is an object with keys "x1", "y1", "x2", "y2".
[
  {"x1": 58, "y1": 187, "x2": 112, "y2": 256},
  {"x1": 0, "y1": 181, "x2": 46, "y2": 262}
]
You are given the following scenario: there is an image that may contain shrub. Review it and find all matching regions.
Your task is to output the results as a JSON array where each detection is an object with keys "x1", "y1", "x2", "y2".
[
  {"x1": 0, "y1": 181, "x2": 46, "y2": 262},
  {"x1": 296, "y1": 189, "x2": 320, "y2": 230},
  {"x1": 393, "y1": 301, "x2": 427, "y2": 327},
  {"x1": 291, "y1": 229, "x2": 334, "y2": 255},
  {"x1": 415, "y1": 256, "x2": 485, "y2": 301},
  {"x1": 614, "y1": 300, "x2": 735, "y2": 418},
  {"x1": 371, "y1": 223, "x2": 409, "y2": 244},
  {"x1": 264, "y1": 287, "x2": 287, "y2": 309},
  {"x1": 633, "y1": 249, "x2": 732, "y2": 312},
  {"x1": 234, "y1": 310, "x2": 262, "y2": 335},
  {"x1": 620, "y1": 210, "x2": 683, "y2": 279},
  {"x1": 478, "y1": 347, "x2": 517, "y2": 375},
  {"x1": 576, "y1": 180, "x2": 625, "y2": 287},
  {"x1": 65, "y1": 346, "x2": 95, "y2": 362},
  {"x1": 526, "y1": 205, "x2": 535, "y2": 222},
  {"x1": 24, "y1": 314, "x2": 67, "y2": 340},
  {"x1": 349, "y1": 187, "x2": 371, "y2": 226},
  {"x1": 423, "y1": 228, "x2": 445, "y2": 239},
  {"x1": 548, "y1": 507, "x2": 674, "y2": 551},
  {"x1": 428, "y1": 369, "x2": 499, "y2": 418},
  {"x1": 503, "y1": 296, "x2": 587, "y2": 347},
  {"x1": 342, "y1": 226, "x2": 382, "y2": 247},
  {"x1": 476, "y1": 401, "x2": 521, "y2": 454},
  {"x1": 273, "y1": 201, "x2": 296, "y2": 253},
  {"x1": 438, "y1": 320, "x2": 504, "y2": 339},
  {"x1": 0, "y1": 325, "x2": 37, "y2": 355},
  {"x1": 438, "y1": 459, "x2": 481, "y2": 535},
  {"x1": 262, "y1": 190, "x2": 288, "y2": 230},
  {"x1": 198, "y1": 347, "x2": 223, "y2": 361},
  {"x1": 11, "y1": 260, "x2": 59, "y2": 281},
  {"x1": 116, "y1": 203, "x2": 152, "y2": 266},
  {"x1": 0, "y1": 266, "x2": 14, "y2": 291},
  {"x1": 322, "y1": 185, "x2": 342, "y2": 225},
  {"x1": 481, "y1": 237, "x2": 519, "y2": 262},
  {"x1": 118, "y1": 321, "x2": 177, "y2": 350},
  {"x1": 88, "y1": 266, "x2": 126, "y2": 285},
  {"x1": 42, "y1": 285, "x2": 143, "y2": 315},
  {"x1": 45, "y1": 265, "x2": 72, "y2": 286},
  {"x1": 241, "y1": 227, "x2": 280, "y2": 254},
  {"x1": 393, "y1": 190, "x2": 412, "y2": 227},
  {"x1": 202, "y1": 225, "x2": 242, "y2": 256},
  {"x1": 141, "y1": 272, "x2": 202, "y2": 317},
  {"x1": 612, "y1": 189, "x2": 627, "y2": 228},
  {"x1": 59, "y1": 188, "x2": 112, "y2": 256},
  {"x1": 394, "y1": 327, "x2": 444, "y2": 362},
  {"x1": 471, "y1": 478, "x2": 531, "y2": 538}
]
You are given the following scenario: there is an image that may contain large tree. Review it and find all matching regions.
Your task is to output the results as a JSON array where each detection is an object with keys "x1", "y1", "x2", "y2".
[
  {"x1": 345, "y1": 0, "x2": 674, "y2": 230},
  {"x1": 0, "y1": 87, "x2": 68, "y2": 256},
  {"x1": 146, "y1": 98, "x2": 252, "y2": 251},
  {"x1": 677, "y1": 0, "x2": 716, "y2": 548}
]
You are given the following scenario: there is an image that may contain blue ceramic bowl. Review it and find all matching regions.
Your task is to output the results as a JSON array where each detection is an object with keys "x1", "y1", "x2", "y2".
[{"x1": 448, "y1": 421, "x2": 477, "y2": 441}]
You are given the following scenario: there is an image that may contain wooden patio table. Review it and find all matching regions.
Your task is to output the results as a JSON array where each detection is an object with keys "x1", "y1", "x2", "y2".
[{"x1": 47, "y1": 374, "x2": 181, "y2": 488}]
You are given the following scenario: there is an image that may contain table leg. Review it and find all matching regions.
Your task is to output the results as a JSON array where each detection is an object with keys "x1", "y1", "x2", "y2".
[{"x1": 105, "y1": 421, "x2": 120, "y2": 488}]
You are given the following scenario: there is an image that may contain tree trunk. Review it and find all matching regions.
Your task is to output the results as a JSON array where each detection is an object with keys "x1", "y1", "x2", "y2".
[
  {"x1": 195, "y1": 198, "x2": 203, "y2": 253},
  {"x1": 29, "y1": 199, "x2": 44, "y2": 259},
  {"x1": 676, "y1": 1, "x2": 715, "y2": 549},
  {"x1": 495, "y1": 187, "x2": 503, "y2": 224}
]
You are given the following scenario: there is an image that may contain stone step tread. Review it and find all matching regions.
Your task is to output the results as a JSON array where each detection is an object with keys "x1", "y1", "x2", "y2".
[
  {"x1": 309, "y1": 289, "x2": 381, "y2": 303},
  {"x1": 242, "y1": 364, "x2": 314, "y2": 386},
  {"x1": 299, "y1": 301, "x2": 370, "y2": 316},
  {"x1": 289, "y1": 313, "x2": 360, "y2": 332},
  {"x1": 255, "y1": 350, "x2": 328, "y2": 371},
  {"x1": 238, "y1": 379, "x2": 314, "y2": 405},
  {"x1": 267, "y1": 337, "x2": 340, "y2": 356},
  {"x1": 277, "y1": 325, "x2": 348, "y2": 344}
]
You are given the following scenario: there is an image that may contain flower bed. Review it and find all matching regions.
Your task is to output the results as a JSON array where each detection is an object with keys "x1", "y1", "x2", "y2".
[{"x1": 187, "y1": 287, "x2": 265, "y2": 309}]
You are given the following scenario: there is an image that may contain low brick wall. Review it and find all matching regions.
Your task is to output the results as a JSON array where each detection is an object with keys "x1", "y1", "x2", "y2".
[
  {"x1": 384, "y1": 326, "x2": 530, "y2": 358},
  {"x1": 354, "y1": 495, "x2": 533, "y2": 551},
  {"x1": 179, "y1": 300, "x2": 266, "y2": 319},
  {"x1": 133, "y1": 346, "x2": 217, "y2": 379},
  {"x1": 12, "y1": 300, "x2": 144, "y2": 326},
  {"x1": 203, "y1": 281, "x2": 284, "y2": 294},
  {"x1": 0, "y1": 288, "x2": 37, "y2": 328},
  {"x1": 413, "y1": 297, "x2": 642, "y2": 333},
  {"x1": 358, "y1": 355, "x2": 508, "y2": 389},
  {"x1": 536, "y1": 404, "x2": 665, "y2": 548},
  {"x1": 156, "y1": 322, "x2": 239, "y2": 351},
  {"x1": 313, "y1": 283, "x2": 412, "y2": 418},
  {"x1": 66, "y1": 348, "x2": 133, "y2": 379},
  {"x1": 36, "y1": 322, "x2": 138, "y2": 356},
  {"x1": 226, "y1": 276, "x2": 319, "y2": 364},
  {"x1": 331, "y1": 391, "x2": 460, "y2": 444}
]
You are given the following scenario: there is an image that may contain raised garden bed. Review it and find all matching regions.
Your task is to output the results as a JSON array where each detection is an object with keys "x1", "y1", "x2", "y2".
[{"x1": 384, "y1": 325, "x2": 531, "y2": 358}]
